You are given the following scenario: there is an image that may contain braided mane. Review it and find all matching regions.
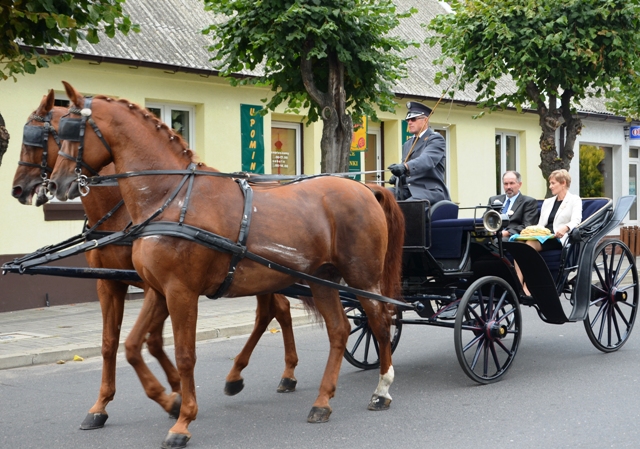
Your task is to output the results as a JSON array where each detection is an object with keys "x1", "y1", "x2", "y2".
[{"x1": 95, "y1": 95, "x2": 196, "y2": 162}]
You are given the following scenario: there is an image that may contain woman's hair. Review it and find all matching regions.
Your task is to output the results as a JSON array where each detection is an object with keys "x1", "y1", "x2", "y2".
[{"x1": 550, "y1": 169, "x2": 571, "y2": 187}]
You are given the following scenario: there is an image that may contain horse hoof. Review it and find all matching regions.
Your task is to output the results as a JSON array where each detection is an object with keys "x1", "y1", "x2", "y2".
[
  {"x1": 277, "y1": 377, "x2": 297, "y2": 393},
  {"x1": 307, "y1": 406, "x2": 331, "y2": 423},
  {"x1": 224, "y1": 379, "x2": 245, "y2": 396},
  {"x1": 80, "y1": 412, "x2": 108, "y2": 430},
  {"x1": 368, "y1": 394, "x2": 391, "y2": 411},
  {"x1": 168, "y1": 394, "x2": 182, "y2": 419},
  {"x1": 161, "y1": 432, "x2": 190, "y2": 449}
]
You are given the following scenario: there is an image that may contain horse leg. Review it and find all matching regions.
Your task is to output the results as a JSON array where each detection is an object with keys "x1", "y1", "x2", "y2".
[
  {"x1": 272, "y1": 293, "x2": 299, "y2": 392},
  {"x1": 124, "y1": 288, "x2": 182, "y2": 419},
  {"x1": 224, "y1": 293, "x2": 298, "y2": 396},
  {"x1": 81, "y1": 279, "x2": 127, "y2": 430},
  {"x1": 306, "y1": 285, "x2": 350, "y2": 424},
  {"x1": 162, "y1": 289, "x2": 200, "y2": 449},
  {"x1": 144, "y1": 298, "x2": 181, "y2": 393},
  {"x1": 144, "y1": 298, "x2": 182, "y2": 408},
  {"x1": 358, "y1": 299, "x2": 394, "y2": 411}
]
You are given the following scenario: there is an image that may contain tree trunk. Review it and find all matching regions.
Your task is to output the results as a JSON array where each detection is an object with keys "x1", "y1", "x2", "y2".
[
  {"x1": 301, "y1": 46, "x2": 352, "y2": 174},
  {"x1": 526, "y1": 83, "x2": 578, "y2": 197},
  {"x1": 0, "y1": 112, "x2": 9, "y2": 167}
]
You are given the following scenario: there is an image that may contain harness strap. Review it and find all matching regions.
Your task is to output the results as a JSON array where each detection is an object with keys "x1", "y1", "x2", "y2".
[
  {"x1": 17, "y1": 160, "x2": 53, "y2": 173},
  {"x1": 132, "y1": 222, "x2": 409, "y2": 308},
  {"x1": 209, "y1": 178, "x2": 254, "y2": 298},
  {"x1": 58, "y1": 149, "x2": 101, "y2": 176}
]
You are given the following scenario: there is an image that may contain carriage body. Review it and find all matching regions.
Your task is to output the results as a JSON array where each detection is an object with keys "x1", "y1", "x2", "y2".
[{"x1": 343, "y1": 194, "x2": 639, "y2": 384}]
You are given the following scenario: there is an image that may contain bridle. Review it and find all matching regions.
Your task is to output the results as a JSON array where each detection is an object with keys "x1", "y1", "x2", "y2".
[
  {"x1": 57, "y1": 97, "x2": 113, "y2": 196},
  {"x1": 20, "y1": 111, "x2": 61, "y2": 188}
]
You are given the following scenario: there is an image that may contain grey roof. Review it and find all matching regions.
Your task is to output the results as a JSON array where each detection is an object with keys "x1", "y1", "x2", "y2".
[{"x1": 68, "y1": 0, "x2": 613, "y2": 116}]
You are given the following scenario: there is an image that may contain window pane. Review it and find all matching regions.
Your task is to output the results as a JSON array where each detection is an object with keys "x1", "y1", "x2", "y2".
[
  {"x1": 579, "y1": 145, "x2": 613, "y2": 198},
  {"x1": 630, "y1": 163, "x2": 637, "y2": 220},
  {"x1": 630, "y1": 148, "x2": 638, "y2": 159},
  {"x1": 271, "y1": 127, "x2": 297, "y2": 175},
  {"x1": 506, "y1": 135, "x2": 517, "y2": 171},
  {"x1": 148, "y1": 107, "x2": 161, "y2": 119},
  {"x1": 495, "y1": 135, "x2": 502, "y2": 195},
  {"x1": 171, "y1": 109, "x2": 190, "y2": 143}
]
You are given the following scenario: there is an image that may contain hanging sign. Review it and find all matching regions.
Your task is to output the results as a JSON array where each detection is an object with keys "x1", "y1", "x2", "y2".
[
  {"x1": 351, "y1": 116, "x2": 368, "y2": 151},
  {"x1": 630, "y1": 126, "x2": 640, "y2": 140},
  {"x1": 241, "y1": 104, "x2": 265, "y2": 173}
]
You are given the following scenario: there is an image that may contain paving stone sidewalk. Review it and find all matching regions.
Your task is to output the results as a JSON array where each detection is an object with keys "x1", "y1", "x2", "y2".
[{"x1": 0, "y1": 296, "x2": 313, "y2": 370}]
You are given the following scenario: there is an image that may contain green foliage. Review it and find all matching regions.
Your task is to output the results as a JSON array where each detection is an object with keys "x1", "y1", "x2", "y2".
[
  {"x1": 0, "y1": 0, "x2": 139, "y2": 81},
  {"x1": 202, "y1": 0, "x2": 418, "y2": 123},
  {"x1": 427, "y1": 0, "x2": 640, "y2": 114},
  {"x1": 579, "y1": 144, "x2": 604, "y2": 197}
]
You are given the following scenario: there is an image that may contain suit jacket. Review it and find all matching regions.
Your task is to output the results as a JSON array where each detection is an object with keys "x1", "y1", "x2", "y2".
[
  {"x1": 402, "y1": 128, "x2": 450, "y2": 205},
  {"x1": 538, "y1": 191, "x2": 582, "y2": 245},
  {"x1": 488, "y1": 193, "x2": 539, "y2": 236}
]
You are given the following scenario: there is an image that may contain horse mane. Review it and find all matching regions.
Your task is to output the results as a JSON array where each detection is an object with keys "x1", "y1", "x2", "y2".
[{"x1": 95, "y1": 95, "x2": 198, "y2": 162}]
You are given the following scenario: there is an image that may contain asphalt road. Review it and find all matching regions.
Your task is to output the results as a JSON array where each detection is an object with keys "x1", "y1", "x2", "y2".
[{"x1": 1, "y1": 307, "x2": 639, "y2": 449}]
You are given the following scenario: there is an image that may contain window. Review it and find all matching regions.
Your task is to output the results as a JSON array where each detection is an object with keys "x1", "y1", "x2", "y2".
[
  {"x1": 146, "y1": 103, "x2": 195, "y2": 148},
  {"x1": 630, "y1": 147, "x2": 638, "y2": 221},
  {"x1": 433, "y1": 127, "x2": 449, "y2": 183},
  {"x1": 579, "y1": 144, "x2": 613, "y2": 199},
  {"x1": 271, "y1": 122, "x2": 301, "y2": 175},
  {"x1": 495, "y1": 132, "x2": 519, "y2": 195}
]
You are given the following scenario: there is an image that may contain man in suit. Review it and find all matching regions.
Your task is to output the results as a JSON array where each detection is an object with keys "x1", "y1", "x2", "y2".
[
  {"x1": 488, "y1": 171, "x2": 539, "y2": 239},
  {"x1": 388, "y1": 102, "x2": 450, "y2": 205}
]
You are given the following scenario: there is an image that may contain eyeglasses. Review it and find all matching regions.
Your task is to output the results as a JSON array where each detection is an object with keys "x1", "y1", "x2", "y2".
[{"x1": 407, "y1": 116, "x2": 425, "y2": 122}]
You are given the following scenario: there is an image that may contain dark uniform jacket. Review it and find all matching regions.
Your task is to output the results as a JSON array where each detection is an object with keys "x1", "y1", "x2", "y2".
[
  {"x1": 488, "y1": 193, "x2": 539, "y2": 236},
  {"x1": 401, "y1": 128, "x2": 450, "y2": 205}
]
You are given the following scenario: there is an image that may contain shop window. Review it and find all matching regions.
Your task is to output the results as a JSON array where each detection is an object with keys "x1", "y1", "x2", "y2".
[{"x1": 271, "y1": 122, "x2": 301, "y2": 175}]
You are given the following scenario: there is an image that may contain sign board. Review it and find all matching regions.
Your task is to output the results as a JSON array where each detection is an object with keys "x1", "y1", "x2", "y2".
[{"x1": 241, "y1": 104, "x2": 265, "y2": 173}]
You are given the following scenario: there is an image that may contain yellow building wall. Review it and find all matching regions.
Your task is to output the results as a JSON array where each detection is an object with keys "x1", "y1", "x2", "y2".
[{"x1": 0, "y1": 58, "x2": 547, "y2": 256}]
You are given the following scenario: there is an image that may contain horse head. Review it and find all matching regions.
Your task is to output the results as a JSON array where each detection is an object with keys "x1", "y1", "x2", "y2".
[
  {"x1": 11, "y1": 89, "x2": 62, "y2": 206},
  {"x1": 48, "y1": 81, "x2": 116, "y2": 201}
]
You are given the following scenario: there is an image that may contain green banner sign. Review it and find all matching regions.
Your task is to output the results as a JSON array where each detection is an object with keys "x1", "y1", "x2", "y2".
[
  {"x1": 402, "y1": 120, "x2": 412, "y2": 144},
  {"x1": 241, "y1": 104, "x2": 264, "y2": 173},
  {"x1": 349, "y1": 151, "x2": 361, "y2": 181}
]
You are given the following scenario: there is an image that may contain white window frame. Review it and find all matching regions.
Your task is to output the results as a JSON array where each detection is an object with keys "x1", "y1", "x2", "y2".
[
  {"x1": 495, "y1": 131, "x2": 520, "y2": 193},
  {"x1": 629, "y1": 147, "x2": 638, "y2": 222},
  {"x1": 271, "y1": 121, "x2": 302, "y2": 175},
  {"x1": 146, "y1": 102, "x2": 196, "y2": 149},
  {"x1": 432, "y1": 125, "x2": 450, "y2": 184}
]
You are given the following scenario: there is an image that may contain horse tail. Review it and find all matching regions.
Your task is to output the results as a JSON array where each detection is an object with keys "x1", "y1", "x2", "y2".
[{"x1": 368, "y1": 184, "x2": 405, "y2": 300}]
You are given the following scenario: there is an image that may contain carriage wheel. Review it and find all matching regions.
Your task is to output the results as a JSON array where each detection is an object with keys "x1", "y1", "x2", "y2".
[
  {"x1": 584, "y1": 239, "x2": 639, "y2": 353},
  {"x1": 343, "y1": 301, "x2": 403, "y2": 370},
  {"x1": 454, "y1": 276, "x2": 521, "y2": 384}
]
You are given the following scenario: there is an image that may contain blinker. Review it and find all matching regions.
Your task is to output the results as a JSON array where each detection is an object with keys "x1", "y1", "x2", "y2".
[
  {"x1": 58, "y1": 117, "x2": 83, "y2": 142},
  {"x1": 23, "y1": 125, "x2": 45, "y2": 148}
]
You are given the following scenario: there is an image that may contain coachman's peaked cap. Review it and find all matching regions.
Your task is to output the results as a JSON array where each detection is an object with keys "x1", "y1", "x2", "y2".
[{"x1": 405, "y1": 101, "x2": 432, "y2": 120}]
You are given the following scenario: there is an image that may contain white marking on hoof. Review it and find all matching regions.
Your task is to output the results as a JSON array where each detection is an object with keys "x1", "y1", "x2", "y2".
[{"x1": 373, "y1": 365, "x2": 394, "y2": 400}]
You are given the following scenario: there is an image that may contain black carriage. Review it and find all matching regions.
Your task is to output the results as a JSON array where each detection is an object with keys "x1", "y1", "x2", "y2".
[{"x1": 342, "y1": 195, "x2": 638, "y2": 384}]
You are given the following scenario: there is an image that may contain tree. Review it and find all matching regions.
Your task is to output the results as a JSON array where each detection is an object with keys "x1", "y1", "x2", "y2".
[
  {"x1": 202, "y1": 0, "x2": 416, "y2": 173},
  {"x1": 427, "y1": 0, "x2": 640, "y2": 186},
  {"x1": 0, "y1": 0, "x2": 139, "y2": 165}
]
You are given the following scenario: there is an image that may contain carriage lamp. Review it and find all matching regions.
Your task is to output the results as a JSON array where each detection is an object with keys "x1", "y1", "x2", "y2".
[
  {"x1": 624, "y1": 125, "x2": 630, "y2": 141},
  {"x1": 483, "y1": 209, "x2": 510, "y2": 233}
]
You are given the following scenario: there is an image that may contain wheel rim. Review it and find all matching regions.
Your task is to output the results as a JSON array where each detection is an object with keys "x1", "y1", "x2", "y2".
[
  {"x1": 343, "y1": 302, "x2": 402, "y2": 370},
  {"x1": 454, "y1": 276, "x2": 521, "y2": 384},
  {"x1": 585, "y1": 240, "x2": 639, "y2": 352}
]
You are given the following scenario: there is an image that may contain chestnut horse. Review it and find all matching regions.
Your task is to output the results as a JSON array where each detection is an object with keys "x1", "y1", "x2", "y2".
[
  {"x1": 12, "y1": 91, "x2": 301, "y2": 431},
  {"x1": 48, "y1": 82, "x2": 404, "y2": 449}
]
